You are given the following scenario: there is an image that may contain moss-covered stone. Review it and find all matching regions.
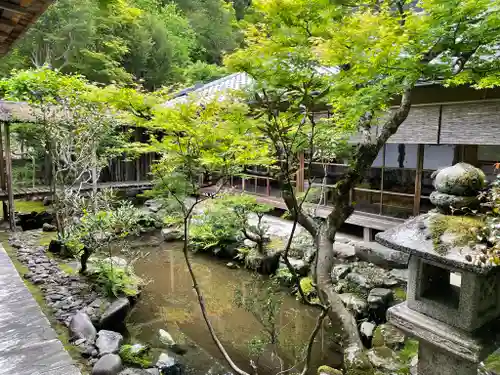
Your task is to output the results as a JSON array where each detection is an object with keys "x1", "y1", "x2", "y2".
[
  {"x1": 119, "y1": 344, "x2": 153, "y2": 368},
  {"x1": 393, "y1": 287, "x2": 407, "y2": 302},
  {"x1": 484, "y1": 351, "x2": 500, "y2": 373},
  {"x1": 372, "y1": 324, "x2": 405, "y2": 350},
  {"x1": 433, "y1": 163, "x2": 485, "y2": 196},
  {"x1": 317, "y1": 365, "x2": 343, "y2": 375}
]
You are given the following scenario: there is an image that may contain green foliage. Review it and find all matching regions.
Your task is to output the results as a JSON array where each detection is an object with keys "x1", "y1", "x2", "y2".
[
  {"x1": 234, "y1": 276, "x2": 284, "y2": 351},
  {"x1": 190, "y1": 201, "x2": 240, "y2": 250},
  {"x1": 181, "y1": 60, "x2": 228, "y2": 85},
  {"x1": 91, "y1": 260, "x2": 142, "y2": 297},
  {"x1": 396, "y1": 339, "x2": 419, "y2": 375},
  {"x1": 119, "y1": 344, "x2": 153, "y2": 368}
]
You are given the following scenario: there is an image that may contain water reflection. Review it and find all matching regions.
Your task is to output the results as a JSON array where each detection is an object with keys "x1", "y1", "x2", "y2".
[{"x1": 127, "y1": 233, "x2": 342, "y2": 375}]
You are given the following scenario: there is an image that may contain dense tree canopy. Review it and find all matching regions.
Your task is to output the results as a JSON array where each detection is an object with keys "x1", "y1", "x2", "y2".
[{"x1": 0, "y1": 0, "x2": 247, "y2": 89}]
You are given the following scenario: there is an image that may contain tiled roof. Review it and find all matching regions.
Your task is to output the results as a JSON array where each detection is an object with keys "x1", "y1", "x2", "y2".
[
  {"x1": 164, "y1": 67, "x2": 340, "y2": 107},
  {"x1": 164, "y1": 72, "x2": 254, "y2": 107}
]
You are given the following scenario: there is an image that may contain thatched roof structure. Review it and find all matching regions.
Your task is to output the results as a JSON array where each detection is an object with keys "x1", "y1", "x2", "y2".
[{"x1": 0, "y1": 0, "x2": 54, "y2": 56}]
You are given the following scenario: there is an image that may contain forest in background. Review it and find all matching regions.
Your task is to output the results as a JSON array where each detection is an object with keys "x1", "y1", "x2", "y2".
[{"x1": 0, "y1": 0, "x2": 251, "y2": 90}]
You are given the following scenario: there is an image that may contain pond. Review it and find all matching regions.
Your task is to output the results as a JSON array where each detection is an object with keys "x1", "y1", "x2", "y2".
[{"x1": 125, "y1": 232, "x2": 343, "y2": 375}]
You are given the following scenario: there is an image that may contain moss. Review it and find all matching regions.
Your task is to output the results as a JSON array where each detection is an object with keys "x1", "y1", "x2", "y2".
[
  {"x1": 484, "y1": 352, "x2": 500, "y2": 373},
  {"x1": 119, "y1": 344, "x2": 153, "y2": 368},
  {"x1": 59, "y1": 262, "x2": 77, "y2": 275},
  {"x1": 13, "y1": 199, "x2": 46, "y2": 214},
  {"x1": 393, "y1": 287, "x2": 407, "y2": 302},
  {"x1": 428, "y1": 214, "x2": 484, "y2": 254},
  {"x1": 317, "y1": 365, "x2": 342, "y2": 375},
  {"x1": 299, "y1": 277, "x2": 314, "y2": 296},
  {"x1": 398, "y1": 339, "x2": 418, "y2": 363},
  {"x1": 38, "y1": 231, "x2": 57, "y2": 246}
]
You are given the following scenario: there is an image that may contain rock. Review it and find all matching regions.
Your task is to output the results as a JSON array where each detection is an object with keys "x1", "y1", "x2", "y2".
[
  {"x1": 433, "y1": 162, "x2": 485, "y2": 196},
  {"x1": 43, "y1": 196, "x2": 53, "y2": 206},
  {"x1": 372, "y1": 324, "x2": 405, "y2": 350},
  {"x1": 345, "y1": 272, "x2": 370, "y2": 289},
  {"x1": 119, "y1": 369, "x2": 151, "y2": 375},
  {"x1": 333, "y1": 242, "x2": 356, "y2": 259},
  {"x1": 368, "y1": 288, "x2": 394, "y2": 310},
  {"x1": 161, "y1": 228, "x2": 183, "y2": 242},
  {"x1": 367, "y1": 346, "x2": 402, "y2": 372},
  {"x1": 92, "y1": 354, "x2": 123, "y2": 375},
  {"x1": 156, "y1": 353, "x2": 183, "y2": 375},
  {"x1": 354, "y1": 242, "x2": 409, "y2": 269},
  {"x1": 144, "y1": 199, "x2": 163, "y2": 213},
  {"x1": 145, "y1": 370, "x2": 160, "y2": 375},
  {"x1": 102, "y1": 257, "x2": 128, "y2": 269},
  {"x1": 158, "y1": 329, "x2": 176, "y2": 347},
  {"x1": 96, "y1": 330, "x2": 124, "y2": 356},
  {"x1": 390, "y1": 269, "x2": 409, "y2": 283},
  {"x1": 69, "y1": 312, "x2": 97, "y2": 343},
  {"x1": 287, "y1": 258, "x2": 309, "y2": 277},
  {"x1": 42, "y1": 222, "x2": 57, "y2": 232},
  {"x1": 225, "y1": 262, "x2": 238, "y2": 269},
  {"x1": 339, "y1": 293, "x2": 368, "y2": 318},
  {"x1": 48, "y1": 239, "x2": 65, "y2": 255},
  {"x1": 331, "y1": 264, "x2": 351, "y2": 283},
  {"x1": 430, "y1": 191, "x2": 480, "y2": 214},
  {"x1": 243, "y1": 239, "x2": 258, "y2": 248},
  {"x1": 100, "y1": 298, "x2": 130, "y2": 331},
  {"x1": 360, "y1": 321, "x2": 376, "y2": 340}
]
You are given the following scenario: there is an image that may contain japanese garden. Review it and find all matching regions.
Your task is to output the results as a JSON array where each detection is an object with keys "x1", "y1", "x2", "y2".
[{"x1": 0, "y1": 0, "x2": 499, "y2": 375}]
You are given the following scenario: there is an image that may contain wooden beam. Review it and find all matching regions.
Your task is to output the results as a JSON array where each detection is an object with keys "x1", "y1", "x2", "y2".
[
  {"x1": 0, "y1": 123, "x2": 6, "y2": 221},
  {"x1": 0, "y1": 18, "x2": 18, "y2": 28},
  {"x1": 0, "y1": 1, "x2": 28, "y2": 15},
  {"x1": 4, "y1": 122, "x2": 15, "y2": 230},
  {"x1": 413, "y1": 144, "x2": 424, "y2": 216}
]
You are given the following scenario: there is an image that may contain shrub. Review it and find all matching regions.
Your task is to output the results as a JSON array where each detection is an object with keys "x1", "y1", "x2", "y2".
[
  {"x1": 91, "y1": 260, "x2": 142, "y2": 298},
  {"x1": 119, "y1": 344, "x2": 153, "y2": 368},
  {"x1": 190, "y1": 201, "x2": 240, "y2": 250}
]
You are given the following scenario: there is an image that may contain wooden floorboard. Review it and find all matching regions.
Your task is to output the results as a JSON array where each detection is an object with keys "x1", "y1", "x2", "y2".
[
  {"x1": 0, "y1": 181, "x2": 153, "y2": 200},
  {"x1": 201, "y1": 186, "x2": 404, "y2": 231}
]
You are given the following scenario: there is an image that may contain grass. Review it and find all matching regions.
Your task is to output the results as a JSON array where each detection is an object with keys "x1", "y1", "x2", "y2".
[
  {"x1": 0, "y1": 231, "x2": 89, "y2": 374},
  {"x1": 428, "y1": 214, "x2": 484, "y2": 254},
  {"x1": 38, "y1": 231, "x2": 57, "y2": 246}
]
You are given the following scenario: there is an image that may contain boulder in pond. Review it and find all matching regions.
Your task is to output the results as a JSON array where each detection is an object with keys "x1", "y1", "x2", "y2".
[
  {"x1": 96, "y1": 330, "x2": 124, "y2": 356},
  {"x1": 161, "y1": 228, "x2": 183, "y2": 241},
  {"x1": 156, "y1": 353, "x2": 184, "y2": 375},
  {"x1": 69, "y1": 312, "x2": 97, "y2": 343},
  {"x1": 158, "y1": 329, "x2": 175, "y2": 347},
  {"x1": 119, "y1": 369, "x2": 152, "y2": 375},
  {"x1": 93, "y1": 354, "x2": 123, "y2": 375},
  {"x1": 48, "y1": 239, "x2": 65, "y2": 255},
  {"x1": 42, "y1": 222, "x2": 57, "y2": 232},
  {"x1": 100, "y1": 298, "x2": 130, "y2": 331}
]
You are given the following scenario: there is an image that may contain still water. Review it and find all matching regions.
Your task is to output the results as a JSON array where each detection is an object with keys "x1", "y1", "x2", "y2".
[{"x1": 126, "y1": 232, "x2": 342, "y2": 375}]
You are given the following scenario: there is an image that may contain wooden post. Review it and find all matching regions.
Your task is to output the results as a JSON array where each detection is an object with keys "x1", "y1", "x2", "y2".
[
  {"x1": 0, "y1": 123, "x2": 7, "y2": 221},
  {"x1": 266, "y1": 178, "x2": 270, "y2": 196},
  {"x1": 254, "y1": 177, "x2": 257, "y2": 193},
  {"x1": 379, "y1": 144, "x2": 386, "y2": 215},
  {"x1": 4, "y1": 122, "x2": 15, "y2": 230},
  {"x1": 297, "y1": 152, "x2": 305, "y2": 192},
  {"x1": 135, "y1": 128, "x2": 141, "y2": 182},
  {"x1": 242, "y1": 177, "x2": 246, "y2": 192},
  {"x1": 413, "y1": 144, "x2": 424, "y2": 216},
  {"x1": 92, "y1": 146, "x2": 98, "y2": 193}
]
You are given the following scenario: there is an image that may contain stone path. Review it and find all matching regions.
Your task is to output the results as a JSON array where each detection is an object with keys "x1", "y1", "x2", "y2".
[{"x1": 0, "y1": 244, "x2": 81, "y2": 375}]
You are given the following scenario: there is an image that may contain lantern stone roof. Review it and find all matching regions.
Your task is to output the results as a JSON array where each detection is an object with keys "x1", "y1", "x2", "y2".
[
  {"x1": 376, "y1": 213, "x2": 495, "y2": 275},
  {"x1": 0, "y1": 0, "x2": 54, "y2": 56}
]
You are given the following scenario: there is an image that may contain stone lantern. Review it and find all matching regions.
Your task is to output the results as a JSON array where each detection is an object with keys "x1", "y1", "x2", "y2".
[{"x1": 376, "y1": 163, "x2": 500, "y2": 375}]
